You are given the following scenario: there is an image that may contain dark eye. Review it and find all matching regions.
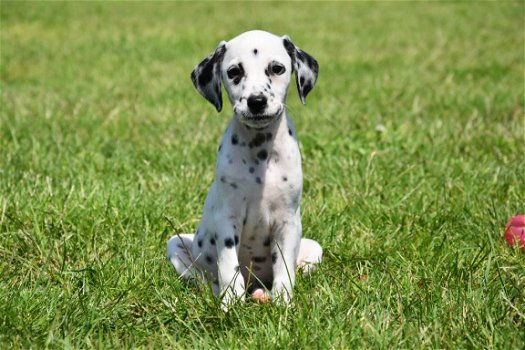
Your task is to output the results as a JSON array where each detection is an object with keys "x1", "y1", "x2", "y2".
[
  {"x1": 271, "y1": 62, "x2": 285, "y2": 75},
  {"x1": 227, "y1": 66, "x2": 242, "y2": 79}
]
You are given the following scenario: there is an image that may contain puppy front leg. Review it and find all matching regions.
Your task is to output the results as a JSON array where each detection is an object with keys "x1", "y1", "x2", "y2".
[
  {"x1": 216, "y1": 225, "x2": 245, "y2": 310},
  {"x1": 271, "y1": 215, "x2": 302, "y2": 305}
]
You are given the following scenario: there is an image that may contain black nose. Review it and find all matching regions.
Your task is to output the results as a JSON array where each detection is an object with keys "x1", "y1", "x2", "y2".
[{"x1": 247, "y1": 94, "x2": 267, "y2": 114}]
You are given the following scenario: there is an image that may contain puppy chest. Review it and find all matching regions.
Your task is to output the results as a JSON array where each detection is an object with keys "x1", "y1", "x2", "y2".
[{"x1": 218, "y1": 139, "x2": 302, "y2": 193}]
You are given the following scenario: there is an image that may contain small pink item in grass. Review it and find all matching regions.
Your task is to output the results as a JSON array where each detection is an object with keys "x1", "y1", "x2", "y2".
[
  {"x1": 504, "y1": 215, "x2": 525, "y2": 250},
  {"x1": 251, "y1": 289, "x2": 271, "y2": 304}
]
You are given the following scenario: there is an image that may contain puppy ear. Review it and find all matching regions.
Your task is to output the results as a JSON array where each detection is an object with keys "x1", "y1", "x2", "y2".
[
  {"x1": 190, "y1": 41, "x2": 227, "y2": 112},
  {"x1": 282, "y1": 36, "x2": 319, "y2": 104}
]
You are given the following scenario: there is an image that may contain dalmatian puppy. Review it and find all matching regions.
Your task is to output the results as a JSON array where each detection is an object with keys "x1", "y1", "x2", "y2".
[{"x1": 167, "y1": 30, "x2": 322, "y2": 308}]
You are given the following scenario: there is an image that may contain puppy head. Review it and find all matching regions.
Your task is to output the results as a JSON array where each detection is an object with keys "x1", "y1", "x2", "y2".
[{"x1": 191, "y1": 30, "x2": 318, "y2": 128}]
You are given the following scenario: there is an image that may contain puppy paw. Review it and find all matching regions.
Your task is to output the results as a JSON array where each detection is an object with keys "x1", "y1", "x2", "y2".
[
  {"x1": 271, "y1": 289, "x2": 292, "y2": 306},
  {"x1": 220, "y1": 286, "x2": 245, "y2": 311},
  {"x1": 251, "y1": 288, "x2": 271, "y2": 304},
  {"x1": 220, "y1": 294, "x2": 244, "y2": 312}
]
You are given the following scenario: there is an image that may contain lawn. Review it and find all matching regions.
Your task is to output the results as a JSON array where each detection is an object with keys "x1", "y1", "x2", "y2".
[{"x1": 1, "y1": 1, "x2": 524, "y2": 348}]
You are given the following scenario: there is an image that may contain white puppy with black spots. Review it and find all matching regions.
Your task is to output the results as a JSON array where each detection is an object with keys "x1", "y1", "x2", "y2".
[{"x1": 167, "y1": 30, "x2": 322, "y2": 309}]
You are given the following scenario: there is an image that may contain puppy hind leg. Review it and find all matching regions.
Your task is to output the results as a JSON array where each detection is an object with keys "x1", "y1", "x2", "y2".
[
  {"x1": 167, "y1": 234, "x2": 200, "y2": 280},
  {"x1": 296, "y1": 238, "x2": 323, "y2": 275}
]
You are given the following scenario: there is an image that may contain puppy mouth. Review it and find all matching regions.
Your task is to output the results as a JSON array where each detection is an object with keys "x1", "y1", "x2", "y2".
[
  {"x1": 244, "y1": 114, "x2": 274, "y2": 121},
  {"x1": 238, "y1": 105, "x2": 284, "y2": 124}
]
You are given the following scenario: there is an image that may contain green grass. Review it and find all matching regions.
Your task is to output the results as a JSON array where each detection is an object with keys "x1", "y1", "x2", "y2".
[{"x1": 1, "y1": 1, "x2": 524, "y2": 348}]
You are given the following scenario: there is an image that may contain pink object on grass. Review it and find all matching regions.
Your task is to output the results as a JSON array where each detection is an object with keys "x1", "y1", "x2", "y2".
[{"x1": 504, "y1": 215, "x2": 525, "y2": 250}]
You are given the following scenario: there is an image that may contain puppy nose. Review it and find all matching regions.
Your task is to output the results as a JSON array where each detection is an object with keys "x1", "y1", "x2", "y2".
[{"x1": 247, "y1": 94, "x2": 267, "y2": 114}]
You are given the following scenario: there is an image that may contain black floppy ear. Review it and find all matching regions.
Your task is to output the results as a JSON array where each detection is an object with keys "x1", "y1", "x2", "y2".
[
  {"x1": 282, "y1": 36, "x2": 319, "y2": 104},
  {"x1": 190, "y1": 41, "x2": 227, "y2": 112}
]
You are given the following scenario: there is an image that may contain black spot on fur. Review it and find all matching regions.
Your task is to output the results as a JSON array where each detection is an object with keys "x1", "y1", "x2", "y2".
[
  {"x1": 224, "y1": 238, "x2": 234, "y2": 248},
  {"x1": 220, "y1": 176, "x2": 226, "y2": 183},
  {"x1": 264, "y1": 68, "x2": 270, "y2": 77},
  {"x1": 288, "y1": 128, "x2": 293, "y2": 136},
  {"x1": 253, "y1": 48, "x2": 258, "y2": 55},
  {"x1": 234, "y1": 235, "x2": 239, "y2": 245},
  {"x1": 177, "y1": 244, "x2": 183, "y2": 249},
  {"x1": 231, "y1": 134, "x2": 238, "y2": 145},
  {"x1": 263, "y1": 236, "x2": 271, "y2": 246},
  {"x1": 257, "y1": 149, "x2": 268, "y2": 160},
  {"x1": 283, "y1": 38, "x2": 296, "y2": 66},
  {"x1": 230, "y1": 182, "x2": 238, "y2": 189},
  {"x1": 282, "y1": 176, "x2": 288, "y2": 182},
  {"x1": 198, "y1": 239, "x2": 203, "y2": 247},
  {"x1": 303, "y1": 81, "x2": 313, "y2": 96},
  {"x1": 255, "y1": 177, "x2": 262, "y2": 184},
  {"x1": 252, "y1": 133, "x2": 266, "y2": 147},
  {"x1": 272, "y1": 253, "x2": 278, "y2": 264},
  {"x1": 300, "y1": 76, "x2": 305, "y2": 86},
  {"x1": 210, "y1": 237, "x2": 215, "y2": 245},
  {"x1": 249, "y1": 167, "x2": 255, "y2": 173},
  {"x1": 266, "y1": 83, "x2": 271, "y2": 90},
  {"x1": 206, "y1": 255, "x2": 214, "y2": 264},
  {"x1": 252, "y1": 256, "x2": 267, "y2": 263},
  {"x1": 304, "y1": 53, "x2": 318, "y2": 74},
  {"x1": 296, "y1": 49, "x2": 306, "y2": 62},
  {"x1": 230, "y1": 63, "x2": 245, "y2": 86},
  {"x1": 194, "y1": 45, "x2": 226, "y2": 88},
  {"x1": 197, "y1": 62, "x2": 213, "y2": 87},
  {"x1": 244, "y1": 208, "x2": 249, "y2": 225}
]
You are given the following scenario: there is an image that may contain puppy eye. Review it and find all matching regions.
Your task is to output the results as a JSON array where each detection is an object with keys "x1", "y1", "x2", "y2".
[
  {"x1": 271, "y1": 62, "x2": 285, "y2": 75},
  {"x1": 227, "y1": 66, "x2": 242, "y2": 79}
]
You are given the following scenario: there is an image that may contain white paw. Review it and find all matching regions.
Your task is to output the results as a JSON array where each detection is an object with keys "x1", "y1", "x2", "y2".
[
  {"x1": 221, "y1": 289, "x2": 244, "y2": 312},
  {"x1": 220, "y1": 279, "x2": 245, "y2": 311},
  {"x1": 271, "y1": 286, "x2": 292, "y2": 306}
]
